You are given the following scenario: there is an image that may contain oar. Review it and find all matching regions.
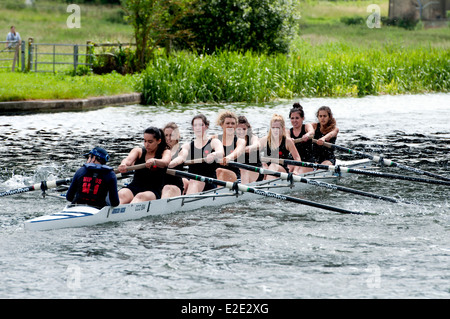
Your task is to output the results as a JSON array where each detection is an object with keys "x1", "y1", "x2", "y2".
[
  {"x1": 313, "y1": 139, "x2": 450, "y2": 182},
  {"x1": 0, "y1": 163, "x2": 147, "y2": 198},
  {"x1": 262, "y1": 157, "x2": 450, "y2": 187},
  {"x1": 166, "y1": 169, "x2": 372, "y2": 215},
  {"x1": 0, "y1": 178, "x2": 73, "y2": 198},
  {"x1": 227, "y1": 161, "x2": 408, "y2": 204}
]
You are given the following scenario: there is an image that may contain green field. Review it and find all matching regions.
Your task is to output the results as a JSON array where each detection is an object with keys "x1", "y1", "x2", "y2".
[{"x1": 0, "y1": 0, "x2": 449, "y2": 103}]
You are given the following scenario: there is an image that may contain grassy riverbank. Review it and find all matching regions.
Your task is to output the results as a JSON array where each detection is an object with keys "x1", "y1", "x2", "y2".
[
  {"x1": 1, "y1": 0, "x2": 449, "y2": 104},
  {"x1": 0, "y1": 72, "x2": 137, "y2": 101}
]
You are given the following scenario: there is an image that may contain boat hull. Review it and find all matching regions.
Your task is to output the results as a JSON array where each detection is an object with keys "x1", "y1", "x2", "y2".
[{"x1": 24, "y1": 159, "x2": 371, "y2": 231}]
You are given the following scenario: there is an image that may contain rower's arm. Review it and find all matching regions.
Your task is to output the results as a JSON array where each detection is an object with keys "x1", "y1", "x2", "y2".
[{"x1": 168, "y1": 143, "x2": 189, "y2": 168}]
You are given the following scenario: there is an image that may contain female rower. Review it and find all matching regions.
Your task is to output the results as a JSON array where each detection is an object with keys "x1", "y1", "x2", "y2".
[
  {"x1": 213, "y1": 110, "x2": 246, "y2": 182},
  {"x1": 259, "y1": 114, "x2": 303, "y2": 180},
  {"x1": 161, "y1": 122, "x2": 188, "y2": 198},
  {"x1": 287, "y1": 103, "x2": 315, "y2": 172},
  {"x1": 312, "y1": 106, "x2": 339, "y2": 165},
  {"x1": 118, "y1": 127, "x2": 171, "y2": 204},
  {"x1": 235, "y1": 115, "x2": 263, "y2": 184},
  {"x1": 169, "y1": 114, "x2": 224, "y2": 194}
]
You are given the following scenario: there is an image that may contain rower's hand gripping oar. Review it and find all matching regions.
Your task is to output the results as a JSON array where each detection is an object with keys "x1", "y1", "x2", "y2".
[
  {"x1": 227, "y1": 161, "x2": 409, "y2": 204},
  {"x1": 313, "y1": 139, "x2": 450, "y2": 182},
  {"x1": 0, "y1": 163, "x2": 147, "y2": 198},
  {"x1": 166, "y1": 169, "x2": 372, "y2": 215},
  {"x1": 262, "y1": 157, "x2": 450, "y2": 187}
]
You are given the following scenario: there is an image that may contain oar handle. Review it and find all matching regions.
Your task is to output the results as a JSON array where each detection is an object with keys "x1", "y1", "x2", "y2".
[
  {"x1": 113, "y1": 163, "x2": 147, "y2": 174},
  {"x1": 293, "y1": 135, "x2": 313, "y2": 144},
  {"x1": 312, "y1": 139, "x2": 333, "y2": 148},
  {"x1": 184, "y1": 158, "x2": 208, "y2": 166}
]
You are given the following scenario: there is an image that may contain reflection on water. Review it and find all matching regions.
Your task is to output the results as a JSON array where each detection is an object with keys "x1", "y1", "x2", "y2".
[{"x1": 0, "y1": 93, "x2": 449, "y2": 299}]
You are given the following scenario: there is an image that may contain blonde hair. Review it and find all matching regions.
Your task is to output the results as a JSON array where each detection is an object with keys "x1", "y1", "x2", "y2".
[
  {"x1": 216, "y1": 110, "x2": 238, "y2": 126},
  {"x1": 268, "y1": 114, "x2": 286, "y2": 149}
]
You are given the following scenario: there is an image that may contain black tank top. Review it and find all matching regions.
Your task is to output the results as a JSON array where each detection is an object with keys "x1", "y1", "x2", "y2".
[
  {"x1": 163, "y1": 146, "x2": 185, "y2": 191},
  {"x1": 218, "y1": 134, "x2": 241, "y2": 178},
  {"x1": 130, "y1": 147, "x2": 166, "y2": 191},
  {"x1": 290, "y1": 126, "x2": 314, "y2": 162},
  {"x1": 265, "y1": 136, "x2": 291, "y2": 159},
  {"x1": 188, "y1": 139, "x2": 217, "y2": 178},
  {"x1": 236, "y1": 135, "x2": 261, "y2": 166},
  {"x1": 312, "y1": 123, "x2": 336, "y2": 164}
]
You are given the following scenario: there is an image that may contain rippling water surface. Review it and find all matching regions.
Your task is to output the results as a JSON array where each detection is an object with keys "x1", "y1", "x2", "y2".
[{"x1": 0, "y1": 94, "x2": 449, "y2": 299}]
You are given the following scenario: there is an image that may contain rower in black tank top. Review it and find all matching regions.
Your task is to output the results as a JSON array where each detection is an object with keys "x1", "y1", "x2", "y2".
[
  {"x1": 217, "y1": 134, "x2": 241, "y2": 179},
  {"x1": 290, "y1": 126, "x2": 315, "y2": 163},
  {"x1": 312, "y1": 123, "x2": 336, "y2": 165},
  {"x1": 236, "y1": 136, "x2": 262, "y2": 167},
  {"x1": 188, "y1": 139, "x2": 217, "y2": 190},
  {"x1": 264, "y1": 136, "x2": 290, "y2": 172},
  {"x1": 163, "y1": 146, "x2": 185, "y2": 193},
  {"x1": 125, "y1": 147, "x2": 166, "y2": 199}
]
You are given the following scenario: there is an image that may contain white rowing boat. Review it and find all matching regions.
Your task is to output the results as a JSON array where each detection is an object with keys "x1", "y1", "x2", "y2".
[{"x1": 24, "y1": 158, "x2": 372, "y2": 231}]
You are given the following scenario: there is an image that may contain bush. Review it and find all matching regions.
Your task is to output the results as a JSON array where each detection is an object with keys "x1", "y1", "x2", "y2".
[
  {"x1": 175, "y1": 0, "x2": 298, "y2": 54},
  {"x1": 91, "y1": 46, "x2": 138, "y2": 75},
  {"x1": 340, "y1": 16, "x2": 365, "y2": 25}
]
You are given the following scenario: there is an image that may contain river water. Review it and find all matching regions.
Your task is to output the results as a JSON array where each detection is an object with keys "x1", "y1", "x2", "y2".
[{"x1": 0, "y1": 93, "x2": 449, "y2": 300}]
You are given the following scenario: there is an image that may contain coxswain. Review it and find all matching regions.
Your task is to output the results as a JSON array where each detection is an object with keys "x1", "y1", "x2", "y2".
[{"x1": 66, "y1": 147, "x2": 119, "y2": 208}]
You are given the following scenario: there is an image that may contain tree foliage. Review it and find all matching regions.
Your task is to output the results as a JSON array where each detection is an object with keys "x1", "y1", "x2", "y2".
[
  {"x1": 121, "y1": 0, "x2": 196, "y2": 71},
  {"x1": 176, "y1": 0, "x2": 299, "y2": 54}
]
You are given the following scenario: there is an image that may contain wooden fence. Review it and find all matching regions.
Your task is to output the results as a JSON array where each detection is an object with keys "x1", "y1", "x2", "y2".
[{"x1": 0, "y1": 39, "x2": 135, "y2": 73}]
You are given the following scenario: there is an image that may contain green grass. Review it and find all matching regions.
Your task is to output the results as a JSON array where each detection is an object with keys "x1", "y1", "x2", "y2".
[
  {"x1": 0, "y1": 72, "x2": 137, "y2": 101},
  {"x1": 1, "y1": 0, "x2": 449, "y2": 103},
  {"x1": 0, "y1": 1, "x2": 133, "y2": 44}
]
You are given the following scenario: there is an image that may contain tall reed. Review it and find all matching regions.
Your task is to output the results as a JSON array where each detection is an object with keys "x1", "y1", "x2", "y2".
[{"x1": 140, "y1": 46, "x2": 449, "y2": 105}]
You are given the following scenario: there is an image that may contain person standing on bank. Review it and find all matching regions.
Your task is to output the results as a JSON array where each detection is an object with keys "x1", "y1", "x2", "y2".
[
  {"x1": 6, "y1": 26, "x2": 21, "y2": 48},
  {"x1": 312, "y1": 106, "x2": 339, "y2": 165},
  {"x1": 117, "y1": 127, "x2": 171, "y2": 204},
  {"x1": 66, "y1": 147, "x2": 120, "y2": 208}
]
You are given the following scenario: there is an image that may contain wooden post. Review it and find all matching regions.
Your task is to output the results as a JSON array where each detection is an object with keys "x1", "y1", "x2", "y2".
[
  {"x1": 12, "y1": 44, "x2": 19, "y2": 71},
  {"x1": 73, "y1": 44, "x2": 78, "y2": 73},
  {"x1": 86, "y1": 40, "x2": 92, "y2": 66},
  {"x1": 27, "y1": 37, "x2": 33, "y2": 71},
  {"x1": 21, "y1": 40, "x2": 25, "y2": 72}
]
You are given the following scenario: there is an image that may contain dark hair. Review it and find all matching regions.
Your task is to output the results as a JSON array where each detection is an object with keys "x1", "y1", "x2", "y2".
[
  {"x1": 144, "y1": 126, "x2": 168, "y2": 158},
  {"x1": 316, "y1": 106, "x2": 336, "y2": 133},
  {"x1": 237, "y1": 115, "x2": 253, "y2": 141},
  {"x1": 191, "y1": 114, "x2": 209, "y2": 127},
  {"x1": 289, "y1": 102, "x2": 304, "y2": 118}
]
